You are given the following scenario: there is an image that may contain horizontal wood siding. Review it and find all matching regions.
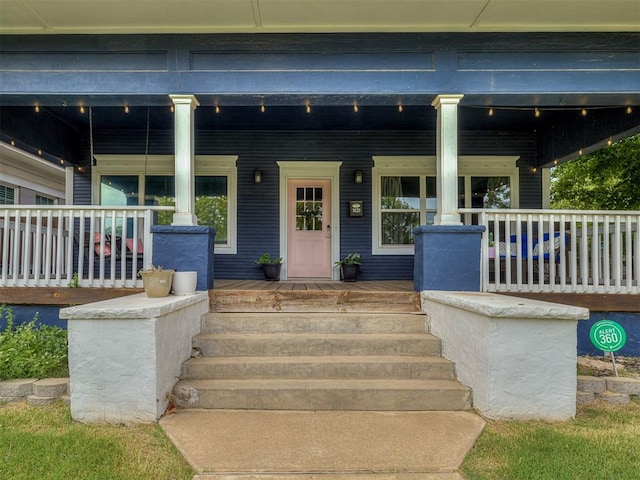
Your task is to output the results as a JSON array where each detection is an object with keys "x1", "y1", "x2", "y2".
[{"x1": 87, "y1": 129, "x2": 538, "y2": 280}]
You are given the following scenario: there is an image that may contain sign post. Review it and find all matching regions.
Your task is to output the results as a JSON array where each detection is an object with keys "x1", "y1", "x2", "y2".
[{"x1": 589, "y1": 320, "x2": 627, "y2": 376}]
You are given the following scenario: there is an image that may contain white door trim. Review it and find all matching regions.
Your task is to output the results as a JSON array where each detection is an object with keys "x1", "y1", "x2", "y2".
[{"x1": 278, "y1": 161, "x2": 342, "y2": 280}]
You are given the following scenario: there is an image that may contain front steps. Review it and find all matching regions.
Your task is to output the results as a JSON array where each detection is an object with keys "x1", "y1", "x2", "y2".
[{"x1": 173, "y1": 291, "x2": 471, "y2": 411}]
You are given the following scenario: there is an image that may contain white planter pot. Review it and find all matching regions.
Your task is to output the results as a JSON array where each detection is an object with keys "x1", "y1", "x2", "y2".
[{"x1": 172, "y1": 271, "x2": 197, "y2": 296}]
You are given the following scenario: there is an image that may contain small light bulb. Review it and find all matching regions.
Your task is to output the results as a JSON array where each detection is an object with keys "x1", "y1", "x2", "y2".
[
  {"x1": 532, "y1": 167, "x2": 537, "y2": 173},
  {"x1": 306, "y1": 104, "x2": 311, "y2": 114},
  {"x1": 398, "y1": 105, "x2": 403, "y2": 113},
  {"x1": 35, "y1": 105, "x2": 40, "y2": 113},
  {"x1": 553, "y1": 159, "x2": 558, "y2": 166},
  {"x1": 78, "y1": 165, "x2": 84, "y2": 172},
  {"x1": 534, "y1": 108, "x2": 541, "y2": 118},
  {"x1": 124, "y1": 105, "x2": 129, "y2": 114},
  {"x1": 38, "y1": 149, "x2": 42, "y2": 156},
  {"x1": 60, "y1": 159, "x2": 64, "y2": 164},
  {"x1": 260, "y1": 105, "x2": 266, "y2": 113},
  {"x1": 626, "y1": 106, "x2": 633, "y2": 114},
  {"x1": 215, "y1": 105, "x2": 220, "y2": 114},
  {"x1": 170, "y1": 105, "x2": 175, "y2": 113},
  {"x1": 353, "y1": 104, "x2": 359, "y2": 113},
  {"x1": 488, "y1": 108, "x2": 494, "y2": 116},
  {"x1": 607, "y1": 137, "x2": 613, "y2": 146},
  {"x1": 80, "y1": 106, "x2": 85, "y2": 114},
  {"x1": 10, "y1": 139, "x2": 15, "y2": 146},
  {"x1": 581, "y1": 108, "x2": 587, "y2": 116},
  {"x1": 579, "y1": 148, "x2": 584, "y2": 155}
]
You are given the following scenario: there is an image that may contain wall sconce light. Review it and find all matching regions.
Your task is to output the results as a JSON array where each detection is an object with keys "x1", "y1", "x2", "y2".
[
  {"x1": 254, "y1": 170, "x2": 262, "y2": 184},
  {"x1": 354, "y1": 170, "x2": 363, "y2": 184}
]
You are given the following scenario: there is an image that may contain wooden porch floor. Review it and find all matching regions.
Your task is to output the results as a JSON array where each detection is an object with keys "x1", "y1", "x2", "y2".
[{"x1": 214, "y1": 279, "x2": 414, "y2": 292}]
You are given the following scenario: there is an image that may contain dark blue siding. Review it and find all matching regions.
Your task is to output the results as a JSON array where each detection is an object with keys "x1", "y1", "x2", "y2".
[{"x1": 90, "y1": 129, "x2": 538, "y2": 279}]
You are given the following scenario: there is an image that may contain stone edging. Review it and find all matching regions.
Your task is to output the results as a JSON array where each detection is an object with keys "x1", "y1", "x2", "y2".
[
  {"x1": 0, "y1": 378, "x2": 70, "y2": 405},
  {"x1": 577, "y1": 375, "x2": 640, "y2": 405}
]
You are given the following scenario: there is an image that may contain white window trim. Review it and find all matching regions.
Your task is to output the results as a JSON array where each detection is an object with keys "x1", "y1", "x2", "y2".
[
  {"x1": 93, "y1": 154, "x2": 238, "y2": 254},
  {"x1": 372, "y1": 155, "x2": 519, "y2": 255}
]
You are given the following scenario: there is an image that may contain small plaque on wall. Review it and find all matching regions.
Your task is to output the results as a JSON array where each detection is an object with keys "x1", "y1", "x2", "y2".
[{"x1": 349, "y1": 201, "x2": 363, "y2": 217}]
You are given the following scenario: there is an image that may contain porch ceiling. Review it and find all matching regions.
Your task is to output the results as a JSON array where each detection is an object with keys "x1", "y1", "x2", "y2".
[{"x1": 1, "y1": 0, "x2": 639, "y2": 34}]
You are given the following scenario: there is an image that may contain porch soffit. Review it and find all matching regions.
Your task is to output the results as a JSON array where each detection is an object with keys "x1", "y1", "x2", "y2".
[{"x1": 1, "y1": 0, "x2": 639, "y2": 34}]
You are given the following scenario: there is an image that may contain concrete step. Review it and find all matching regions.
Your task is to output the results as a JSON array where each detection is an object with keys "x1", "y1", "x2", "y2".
[
  {"x1": 172, "y1": 378, "x2": 471, "y2": 411},
  {"x1": 193, "y1": 333, "x2": 442, "y2": 357},
  {"x1": 210, "y1": 290, "x2": 420, "y2": 313},
  {"x1": 182, "y1": 355, "x2": 455, "y2": 380},
  {"x1": 201, "y1": 312, "x2": 428, "y2": 334}
]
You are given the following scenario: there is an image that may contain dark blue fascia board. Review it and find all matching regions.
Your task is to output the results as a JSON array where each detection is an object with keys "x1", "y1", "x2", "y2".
[{"x1": 1, "y1": 32, "x2": 638, "y2": 107}]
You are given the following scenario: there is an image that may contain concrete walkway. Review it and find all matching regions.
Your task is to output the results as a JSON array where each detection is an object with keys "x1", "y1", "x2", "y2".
[{"x1": 160, "y1": 409, "x2": 485, "y2": 479}]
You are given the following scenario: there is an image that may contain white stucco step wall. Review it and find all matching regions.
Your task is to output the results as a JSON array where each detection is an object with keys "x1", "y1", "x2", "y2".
[
  {"x1": 60, "y1": 292, "x2": 209, "y2": 424},
  {"x1": 421, "y1": 291, "x2": 589, "y2": 421}
]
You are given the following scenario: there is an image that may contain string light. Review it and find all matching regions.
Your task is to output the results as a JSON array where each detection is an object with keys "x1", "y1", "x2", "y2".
[
  {"x1": 534, "y1": 108, "x2": 541, "y2": 118},
  {"x1": 627, "y1": 106, "x2": 633, "y2": 114},
  {"x1": 37, "y1": 149, "x2": 42, "y2": 156},
  {"x1": 607, "y1": 137, "x2": 613, "y2": 146},
  {"x1": 581, "y1": 108, "x2": 588, "y2": 116},
  {"x1": 77, "y1": 165, "x2": 84, "y2": 172},
  {"x1": 579, "y1": 148, "x2": 584, "y2": 155},
  {"x1": 398, "y1": 104, "x2": 403, "y2": 113},
  {"x1": 488, "y1": 108, "x2": 494, "y2": 116},
  {"x1": 532, "y1": 167, "x2": 537, "y2": 173},
  {"x1": 260, "y1": 104, "x2": 266, "y2": 113},
  {"x1": 306, "y1": 104, "x2": 311, "y2": 114},
  {"x1": 124, "y1": 105, "x2": 129, "y2": 114},
  {"x1": 34, "y1": 105, "x2": 40, "y2": 113},
  {"x1": 80, "y1": 106, "x2": 85, "y2": 114},
  {"x1": 553, "y1": 159, "x2": 558, "y2": 166},
  {"x1": 215, "y1": 105, "x2": 220, "y2": 114},
  {"x1": 170, "y1": 105, "x2": 175, "y2": 113},
  {"x1": 353, "y1": 104, "x2": 359, "y2": 113},
  {"x1": 10, "y1": 139, "x2": 15, "y2": 146},
  {"x1": 60, "y1": 159, "x2": 64, "y2": 165}
]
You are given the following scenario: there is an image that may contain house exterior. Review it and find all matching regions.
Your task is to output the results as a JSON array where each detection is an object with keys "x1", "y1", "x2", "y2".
[{"x1": 1, "y1": 2, "x2": 639, "y2": 352}]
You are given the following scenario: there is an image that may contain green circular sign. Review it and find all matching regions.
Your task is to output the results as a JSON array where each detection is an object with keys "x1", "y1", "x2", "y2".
[{"x1": 589, "y1": 320, "x2": 626, "y2": 352}]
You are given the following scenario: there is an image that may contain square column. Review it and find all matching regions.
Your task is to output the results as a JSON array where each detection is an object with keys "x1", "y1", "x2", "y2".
[
  {"x1": 431, "y1": 94, "x2": 464, "y2": 225},
  {"x1": 169, "y1": 94, "x2": 199, "y2": 226}
]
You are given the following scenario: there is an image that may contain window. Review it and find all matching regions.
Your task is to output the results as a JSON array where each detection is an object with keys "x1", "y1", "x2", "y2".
[
  {"x1": 372, "y1": 156, "x2": 518, "y2": 255},
  {"x1": 0, "y1": 184, "x2": 15, "y2": 205},
  {"x1": 35, "y1": 195, "x2": 55, "y2": 205},
  {"x1": 94, "y1": 155, "x2": 238, "y2": 254}
]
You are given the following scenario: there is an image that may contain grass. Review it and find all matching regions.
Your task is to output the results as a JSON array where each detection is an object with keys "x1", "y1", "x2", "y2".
[
  {"x1": 462, "y1": 400, "x2": 640, "y2": 480},
  {"x1": 0, "y1": 401, "x2": 194, "y2": 480}
]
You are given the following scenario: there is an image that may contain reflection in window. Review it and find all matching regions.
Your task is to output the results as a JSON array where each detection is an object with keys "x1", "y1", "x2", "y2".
[
  {"x1": 100, "y1": 176, "x2": 138, "y2": 206},
  {"x1": 196, "y1": 176, "x2": 228, "y2": 244},
  {"x1": 380, "y1": 176, "x2": 420, "y2": 245},
  {"x1": 145, "y1": 176, "x2": 175, "y2": 226},
  {"x1": 470, "y1": 177, "x2": 510, "y2": 209},
  {"x1": 295, "y1": 187, "x2": 323, "y2": 231}
]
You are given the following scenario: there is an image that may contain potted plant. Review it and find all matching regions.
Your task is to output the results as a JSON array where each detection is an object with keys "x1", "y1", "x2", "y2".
[
  {"x1": 138, "y1": 264, "x2": 175, "y2": 297},
  {"x1": 488, "y1": 232, "x2": 496, "y2": 259},
  {"x1": 334, "y1": 253, "x2": 362, "y2": 282},
  {"x1": 253, "y1": 253, "x2": 282, "y2": 281}
]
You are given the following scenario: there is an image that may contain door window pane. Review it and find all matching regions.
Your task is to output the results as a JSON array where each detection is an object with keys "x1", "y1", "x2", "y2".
[
  {"x1": 100, "y1": 176, "x2": 138, "y2": 206},
  {"x1": 295, "y1": 186, "x2": 323, "y2": 231}
]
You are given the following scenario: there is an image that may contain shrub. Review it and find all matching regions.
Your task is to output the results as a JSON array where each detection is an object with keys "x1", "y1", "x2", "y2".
[{"x1": 0, "y1": 305, "x2": 69, "y2": 380}]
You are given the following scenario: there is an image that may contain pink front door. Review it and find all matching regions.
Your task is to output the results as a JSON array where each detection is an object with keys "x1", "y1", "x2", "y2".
[{"x1": 287, "y1": 179, "x2": 332, "y2": 278}]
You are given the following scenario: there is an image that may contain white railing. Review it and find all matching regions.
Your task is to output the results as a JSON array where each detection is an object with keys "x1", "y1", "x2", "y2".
[
  {"x1": 464, "y1": 209, "x2": 640, "y2": 295},
  {"x1": 0, "y1": 206, "x2": 174, "y2": 288}
]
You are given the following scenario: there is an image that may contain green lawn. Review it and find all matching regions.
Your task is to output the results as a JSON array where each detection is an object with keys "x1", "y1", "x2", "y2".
[
  {"x1": 0, "y1": 401, "x2": 194, "y2": 480},
  {"x1": 462, "y1": 400, "x2": 640, "y2": 480}
]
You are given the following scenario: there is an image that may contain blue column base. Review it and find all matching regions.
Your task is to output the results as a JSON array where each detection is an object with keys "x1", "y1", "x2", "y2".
[
  {"x1": 151, "y1": 225, "x2": 215, "y2": 291},
  {"x1": 413, "y1": 225, "x2": 485, "y2": 292}
]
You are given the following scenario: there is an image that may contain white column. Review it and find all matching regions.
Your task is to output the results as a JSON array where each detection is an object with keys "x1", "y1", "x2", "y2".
[
  {"x1": 432, "y1": 94, "x2": 464, "y2": 225},
  {"x1": 169, "y1": 94, "x2": 200, "y2": 226},
  {"x1": 65, "y1": 166, "x2": 75, "y2": 205}
]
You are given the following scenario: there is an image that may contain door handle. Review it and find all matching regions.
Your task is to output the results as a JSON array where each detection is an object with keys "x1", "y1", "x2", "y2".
[{"x1": 326, "y1": 224, "x2": 331, "y2": 238}]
